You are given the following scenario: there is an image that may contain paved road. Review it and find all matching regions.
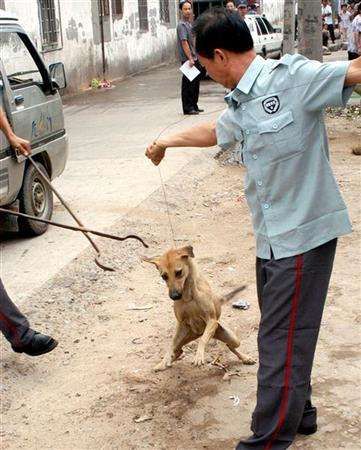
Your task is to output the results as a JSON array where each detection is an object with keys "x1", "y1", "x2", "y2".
[{"x1": 0, "y1": 65, "x2": 224, "y2": 302}]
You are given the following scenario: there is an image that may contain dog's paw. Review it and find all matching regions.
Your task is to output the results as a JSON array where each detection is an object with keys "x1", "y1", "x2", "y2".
[
  {"x1": 242, "y1": 356, "x2": 256, "y2": 365},
  {"x1": 153, "y1": 362, "x2": 171, "y2": 372},
  {"x1": 192, "y1": 350, "x2": 205, "y2": 367},
  {"x1": 154, "y1": 355, "x2": 173, "y2": 372}
]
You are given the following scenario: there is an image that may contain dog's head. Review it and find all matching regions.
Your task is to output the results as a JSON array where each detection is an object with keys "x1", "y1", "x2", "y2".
[{"x1": 142, "y1": 246, "x2": 194, "y2": 301}]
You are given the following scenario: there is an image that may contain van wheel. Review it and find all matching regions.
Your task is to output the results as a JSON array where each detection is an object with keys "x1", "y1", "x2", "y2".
[{"x1": 18, "y1": 162, "x2": 53, "y2": 236}]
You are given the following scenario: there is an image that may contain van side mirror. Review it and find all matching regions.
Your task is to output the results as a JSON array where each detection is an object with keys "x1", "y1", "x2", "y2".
[
  {"x1": 49, "y1": 62, "x2": 67, "y2": 91},
  {"x1": 274, "y1": 27, "x2": 282, "y2": 33}
]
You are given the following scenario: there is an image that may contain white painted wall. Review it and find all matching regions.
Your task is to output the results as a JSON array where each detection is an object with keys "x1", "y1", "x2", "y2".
[
  {"x1": 2, "y1": 0, "x2": 178, "y2": 93},
  {"x1": 262, "y1": 0, "x2": 285, "y2": 26}
]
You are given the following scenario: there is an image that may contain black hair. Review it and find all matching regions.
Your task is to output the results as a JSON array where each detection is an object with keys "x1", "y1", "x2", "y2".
[
  {"x1": 193, "y1": 7, "x2": 254, "y2": 58},
  {"x1": 226, "y1": 0, "x2": 236, "y2": 4},
  {"x1": 179, "y1": 0, "x2": 192, "y2": 10}
]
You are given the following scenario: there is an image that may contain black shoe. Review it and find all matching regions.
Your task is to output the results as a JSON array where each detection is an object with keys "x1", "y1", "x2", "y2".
[
  {"x1": 298, "y1": 401, "x2": 317, "y2": 435},
  {"x1": 184, "y1": 110, "x2": 199, "y2": 115},
  {"x1": 195, "y1": 107, "x2": 204, "y2": 112},
  {"x1": 12, "y1": 332, "x2": 58, "y2": 357}
]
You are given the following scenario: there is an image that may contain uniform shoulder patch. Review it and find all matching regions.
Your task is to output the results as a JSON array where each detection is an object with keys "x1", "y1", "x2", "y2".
[{"x1": 262, "y1": 96, "x2": 280, "y2": 114}]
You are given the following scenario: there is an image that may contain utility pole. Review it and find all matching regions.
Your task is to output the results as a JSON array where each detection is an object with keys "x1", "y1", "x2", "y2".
[
  {"x1": 298, "y1": 0, "x2": 323, "y2": 62},
  {"x1": 283, "y1": 0, "x2": 295, "y2": 55},
  {"x1": 98, "y1": 0, "x2": 107, "y2": 77}
]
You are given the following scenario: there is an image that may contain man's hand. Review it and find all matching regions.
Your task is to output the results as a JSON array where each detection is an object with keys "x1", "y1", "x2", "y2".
[
  {"x1": 189, "y1": 58, "x2": 195, "y2": 67},
  {"x1": 145, "y1": 122, "x2": 217, "y2": 165},
  {"x1": 145, "y1": 141, "x2": 166, "y2": 166},
  {"x1": 8, "y1": 134, "x2": 31, "y2": 156}
]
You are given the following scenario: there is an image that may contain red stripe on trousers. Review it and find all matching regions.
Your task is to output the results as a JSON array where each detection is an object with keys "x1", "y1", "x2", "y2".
[
  {"x1": 0, "y1": 310, "x2": 20, "y2": 346},
  {"x1": 264, "y1": 254, "x2": 303, "y2": 450}
]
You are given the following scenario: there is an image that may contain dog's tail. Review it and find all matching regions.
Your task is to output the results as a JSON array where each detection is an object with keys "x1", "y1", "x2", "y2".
[{"x1": 221, "y1": 285, "x2": 247, "y2": 304}]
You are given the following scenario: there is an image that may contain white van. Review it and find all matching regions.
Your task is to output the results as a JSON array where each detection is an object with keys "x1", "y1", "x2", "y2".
[{"x1": 245, "y1": 14, "x2": 283, "y2": 59}]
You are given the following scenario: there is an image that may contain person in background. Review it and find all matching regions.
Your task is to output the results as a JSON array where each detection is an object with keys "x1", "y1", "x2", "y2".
[
  {"x1": 323, "y1": 22, "x2": 331, "y2": 47},
  {"x1": 236, "y1": 0, "x2": 248, "y2": 19},
  {"x1": 348, "y1": 1, "x2": 356, "y2": 16},
  {"x1": 322, "y1": 0, "x2": 336, "y2": 43},
  {"x1": 226, "y1": 1, "x2": 237, "y2": 13},
  {"x1": 177, "y1": 0, "x2": 203, "y2": 115},
  {"x1": 0, "y1": 107, "x2": 58, "y2": 357},
  {"x1": 248, "y1": 3, "x2": 257, "y2": 14},
  {"x1": 339, "y1": 3, "x2": 352, "y2": 41},
  {"x1": 347, "y1": 2, "x2": 361, "y2": 60}
]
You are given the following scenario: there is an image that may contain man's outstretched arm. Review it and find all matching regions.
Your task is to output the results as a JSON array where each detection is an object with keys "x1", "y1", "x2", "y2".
[
  {"x1": 345, "y1": 56, "x2": 361, "y2": 86},
  {"x1": 145, "y1": 121, "x2": 217, "y2": 166}
]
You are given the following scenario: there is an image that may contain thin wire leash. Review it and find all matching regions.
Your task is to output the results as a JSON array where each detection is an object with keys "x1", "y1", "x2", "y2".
[
  {"x1": 152, "y1": 107, "x2": 224, "y2": 248},
  {"x1": 157, "y1": 165, "x2": 176, "y2": 247}
]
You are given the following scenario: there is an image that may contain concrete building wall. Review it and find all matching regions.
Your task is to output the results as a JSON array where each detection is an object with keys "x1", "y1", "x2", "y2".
[{"x1": 2, "y1": 0, "x2": 178, "y2": 93}]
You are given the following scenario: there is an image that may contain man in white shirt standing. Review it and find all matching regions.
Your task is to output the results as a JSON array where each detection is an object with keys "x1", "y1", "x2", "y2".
[{"x1": 322, "y1": 0, "x2": 335, "y2": 43}]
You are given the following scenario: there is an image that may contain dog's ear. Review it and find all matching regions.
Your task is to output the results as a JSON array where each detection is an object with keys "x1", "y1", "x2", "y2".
[
  {"x1": 141, "y1": 255, "x2": 161, "y2": 268},
  {"x1": 178, "y1": 245, "x2": 194, "y2": 259}
]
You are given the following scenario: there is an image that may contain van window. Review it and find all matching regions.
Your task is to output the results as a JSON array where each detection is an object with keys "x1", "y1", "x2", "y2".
[
  {"x1": 0, "y1": 32, "x2": 44, "y2": 87},
  {"x1": 255, "y1": 17, "x2": 268, "y2": 35},
  {"x1": 262, "y1": 18, "x2": 274, "y2": 34}
]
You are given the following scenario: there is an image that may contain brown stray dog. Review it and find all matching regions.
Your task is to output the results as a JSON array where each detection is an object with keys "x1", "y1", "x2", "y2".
[{"x1": 143, "y1": 246, "x2": 255, "y2": 372}]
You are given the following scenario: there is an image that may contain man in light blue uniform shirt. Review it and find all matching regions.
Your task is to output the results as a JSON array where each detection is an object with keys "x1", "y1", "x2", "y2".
[{"x1": 146, "y1": 8, "x2": 361, "y2": 450}]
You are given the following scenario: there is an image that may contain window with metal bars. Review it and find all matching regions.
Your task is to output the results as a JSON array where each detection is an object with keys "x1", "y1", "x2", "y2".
[
  {"x1": 138, "y1": 0, "x2": 148, "y2": 31},
  {"x1": 112, "y1": 0, "x2": 123, "y2": 17},
  {"x1": 159, "y1": 0, "x2": 170, "y2": 23},
  {"x1": 39, "y1": 0, "x2": 60, "y2": 51}
]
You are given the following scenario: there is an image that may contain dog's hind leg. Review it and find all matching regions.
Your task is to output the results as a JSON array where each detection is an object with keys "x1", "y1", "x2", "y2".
[
  {"x1": 173, "y1": 330, "x2": 198, "y2": 360},
  {"x1": 154, "y1": 324, "x2": 197, "y2": 372},
  {"x1": 214, "y1": 324, "x2": 255, "y2": 365}
]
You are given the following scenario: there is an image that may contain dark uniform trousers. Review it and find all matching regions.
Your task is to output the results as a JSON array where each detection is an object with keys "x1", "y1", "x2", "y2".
[
  {"x1": 0, "y1": 278, "x2": 34, "y2": 348},
  {"x1": 327, "y1": 24, "x2": 335, "y2": 43},
  {"x1": 181, "y1": 60, "x2": 202, "y2": 114},
  {"x1": 237, "y1": 239, "x2": 337, "y2": 449}
]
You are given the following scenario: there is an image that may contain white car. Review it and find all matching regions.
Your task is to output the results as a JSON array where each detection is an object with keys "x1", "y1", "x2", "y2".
[{"x1": 245, "y1": 14, "x2": 283, "y2": 59}]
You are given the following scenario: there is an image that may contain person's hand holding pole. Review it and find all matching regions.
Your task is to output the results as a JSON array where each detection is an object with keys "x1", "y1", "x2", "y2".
[
  {"x1": 8, "y1": 134, "x2": 31, "y2": 156},
  {"x1": 0, "y1": 107, "x2": 31, "y2": 156}
]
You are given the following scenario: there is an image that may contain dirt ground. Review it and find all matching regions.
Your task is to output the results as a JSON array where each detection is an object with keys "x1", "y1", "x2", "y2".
[{"x1": 1, "y1": 112, "x2": 360, "y2": 450}]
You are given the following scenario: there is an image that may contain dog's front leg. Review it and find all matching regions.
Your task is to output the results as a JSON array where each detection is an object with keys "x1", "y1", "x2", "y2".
[
  {"x1": 193, "y1": 319, "x2": 218, "y2": 367},
  {"x1": 154, "y1": 323, "x2": 190, "y2": 372}
]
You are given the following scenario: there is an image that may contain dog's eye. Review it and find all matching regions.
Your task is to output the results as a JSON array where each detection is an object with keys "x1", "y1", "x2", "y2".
[
  {"x1": 161, "y1": 273, "x2": 168, "y2": 281},
  {"x1": 175, "y1": 270, "x2": 183, "y2": 278}
]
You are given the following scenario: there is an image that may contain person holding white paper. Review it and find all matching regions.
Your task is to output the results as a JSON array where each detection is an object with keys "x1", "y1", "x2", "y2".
[{"x1": 177, "y1": 0, "x2": 204, "y2": 115}]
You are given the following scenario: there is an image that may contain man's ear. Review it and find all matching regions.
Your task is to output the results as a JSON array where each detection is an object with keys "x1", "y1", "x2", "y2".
[
  {"x1": 178, "y1": 245, "x2": 194, "y2": 259},
  {"x1": 141, "y1": 255, "x2": 161, "y2": 269},
  {"x1": 214, "y1": 48, "x2": 228, "y2": 65}
]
